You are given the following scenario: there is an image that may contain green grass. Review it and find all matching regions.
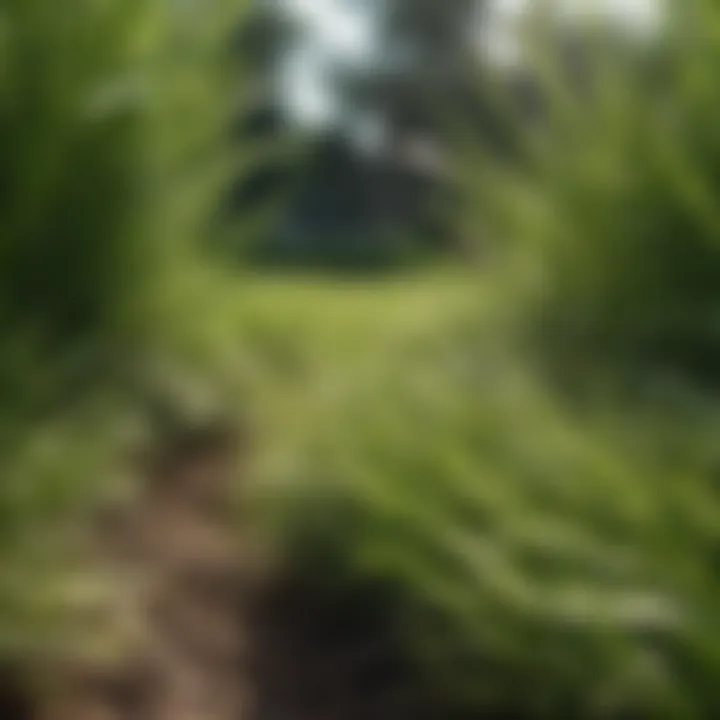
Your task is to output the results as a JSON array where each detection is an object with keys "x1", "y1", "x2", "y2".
[
  {"x1": 228, "y1": 272, "x2": 720, "y2": 717},
  {"x1": 4, "y1": 3, "x2": 720, "y2": 715},
  {"x1": 226, "y1": 271, "x2": 482, "y2": 487},
  {"x1": 0, "y1": 0, "x2": 247, "y2": 662}
]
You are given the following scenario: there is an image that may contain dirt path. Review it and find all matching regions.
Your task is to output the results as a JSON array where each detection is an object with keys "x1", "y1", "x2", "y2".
[
  {"x1": 34, "y1": 422, "x2": 256, "y2": 720},
  {"x1": 10, "y1": 420, "x2": 429, "y2": 720}
]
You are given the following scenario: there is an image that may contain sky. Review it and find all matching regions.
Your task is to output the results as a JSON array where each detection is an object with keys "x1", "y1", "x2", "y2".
[
  {"x1": 280, "y1": 0, "x2": 379, "y2": 125},
  {"x1": 282, "y1": 0, "x2": 662, "y2": 126}
]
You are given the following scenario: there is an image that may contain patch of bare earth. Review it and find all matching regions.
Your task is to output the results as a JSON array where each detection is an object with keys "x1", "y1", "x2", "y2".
[{"x1": 2, "y1": 421, "x2": 429, "y2": 720}]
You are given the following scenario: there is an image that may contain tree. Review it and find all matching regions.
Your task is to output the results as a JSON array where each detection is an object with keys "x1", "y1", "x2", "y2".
[{"x1": 240, "y1": 0, "x2": 494, "y2": 268}]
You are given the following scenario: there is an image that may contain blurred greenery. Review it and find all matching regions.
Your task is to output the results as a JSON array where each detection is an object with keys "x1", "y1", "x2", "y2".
[
  {"x1": 236, "y1": 272, "x2": 720, "y2": 716},
  {"x1": 0, "y1": 0, "x2": 248, "y2": 655},
  {"x1": 487, "y1": 3, "x2": 720, "y2": 391},
  {"x1": 2, "y1": 0, "x2": 720, "y2": 717},
  {"x1": 235, "y1": 3, "x2": 720, "y2": 716}
]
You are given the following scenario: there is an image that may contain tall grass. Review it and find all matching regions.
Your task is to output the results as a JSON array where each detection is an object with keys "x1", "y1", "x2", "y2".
[
  {"x1": 0, "y1": 0, "x2": 246, "y2": 656},
  {"x1": 493, "y1": 4, "x2": 720, "y2": 390},
  {"x1": 255, "y1": 287, "x2": 719, "y2": 715},
  {"x1": 256, "y1": 5, "x2": 720, "y2": 715},
  {"x1": 0, "y1": 0, "x2": 247, "y2": 418}
]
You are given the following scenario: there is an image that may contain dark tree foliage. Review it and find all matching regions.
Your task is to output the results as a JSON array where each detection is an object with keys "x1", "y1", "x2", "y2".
[{"x1": 234, "y1": 0, "x2": 495, "y2": 270}]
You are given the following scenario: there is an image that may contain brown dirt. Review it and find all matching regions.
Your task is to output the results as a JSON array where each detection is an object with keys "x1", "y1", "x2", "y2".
[
  {"x1": 5, "y1": 420, "x2": 429, "y2": 720},
  {"x1": 33, "y1": 421, "x2": 254, "y2": 720}
]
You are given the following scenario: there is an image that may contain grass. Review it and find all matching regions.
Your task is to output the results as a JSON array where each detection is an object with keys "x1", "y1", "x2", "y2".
[
  {"x1": 0, "y1": 0, "x2": 247, "y2": 667},
  {"x1": 1, "y1": 265, "x2": 716, "y2": 715},
  {"x1": 4, "y1": 3, "x2": 720, "y2": 714},
  {"x1": 222, "y1": 270, "x2": 720, "y2": 717},
  {"x1": 226, "y1": 270, "x2": 483, "y2": 489}
]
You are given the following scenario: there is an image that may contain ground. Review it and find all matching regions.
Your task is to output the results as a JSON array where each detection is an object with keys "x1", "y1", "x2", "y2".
[{"x1": 1, "y1": 272, "x2": 481, "y2": 719}]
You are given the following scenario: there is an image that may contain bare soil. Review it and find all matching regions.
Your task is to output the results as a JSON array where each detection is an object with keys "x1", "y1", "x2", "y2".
[{"x1": 1, "y1": 423, "x2": 429, "y2": 720}]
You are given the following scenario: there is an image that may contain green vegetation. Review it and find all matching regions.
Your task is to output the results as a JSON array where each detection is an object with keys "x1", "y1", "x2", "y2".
[
  {"x1": 2, "y1": 0, "x2": 720, "y2": 716},
  {"x1": 235, "y1": 272, "x2": 720, "y2": 716},
  {"x1": 492, "y1": 7, "x2": 720, "y2": 389},
  {"x1": 0, "y1": 0, "x2": 246, "y2": 657},
  {"x1": 233, "y1": 6, "x2": 720, "y2": 715}
]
